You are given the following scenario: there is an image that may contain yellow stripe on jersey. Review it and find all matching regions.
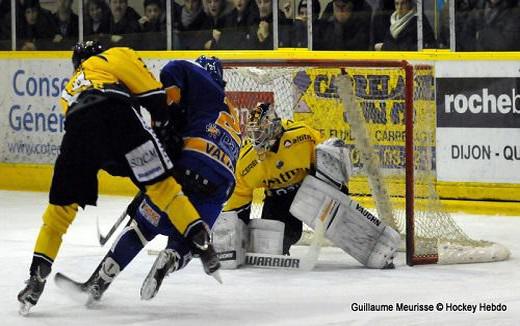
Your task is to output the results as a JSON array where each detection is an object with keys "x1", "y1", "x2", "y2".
[
  {"x1": 61, "y1": 47, "x2": 163, "y2": 112},
  {"x1": 34, "y1": 203, "x2": 79, "y2": 261},
  {"x1": 184, "y1": 137, "x2": 235, "y2": 175}
]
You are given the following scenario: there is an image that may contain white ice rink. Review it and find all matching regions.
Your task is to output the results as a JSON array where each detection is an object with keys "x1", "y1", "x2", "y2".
[{"x1": 1, "y1": 190, "x2": 519, "y2": 326}]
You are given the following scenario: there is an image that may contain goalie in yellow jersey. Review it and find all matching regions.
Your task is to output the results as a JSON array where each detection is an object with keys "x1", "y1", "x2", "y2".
[
  {"x1": 214, "y1": 102, "x2": 400, "y2": 269},
  {"x1": 17, "y1": 42, "x2": 220, "y2": 314},
  {"x1": 222, "y1": 103, "x2": 325, "y2": 255}
]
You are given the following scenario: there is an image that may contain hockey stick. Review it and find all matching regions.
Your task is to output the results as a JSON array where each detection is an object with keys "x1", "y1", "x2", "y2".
[
  {"x1": 97, "y1": 208, "x2": 128, "y2": 246},
  {"x1": 96, "y1": 192, "x2": 144, "y2": 246},
  {"x1": 299, "y1": 198, "x2": 338, "y2": 271}
]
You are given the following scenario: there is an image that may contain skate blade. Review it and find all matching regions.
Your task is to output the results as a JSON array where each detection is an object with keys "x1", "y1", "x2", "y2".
[
  {"x1": 18, "y1": 302, "x2": 33, "y2": 316},
  {"x1": 140, "y1": 278, "x2": 158, "y2": 301}
]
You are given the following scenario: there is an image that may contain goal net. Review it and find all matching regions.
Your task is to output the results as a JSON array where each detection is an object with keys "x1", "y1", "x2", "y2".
[{"x1": 223, "y1": 60, "x2": 510, "y2": 266}]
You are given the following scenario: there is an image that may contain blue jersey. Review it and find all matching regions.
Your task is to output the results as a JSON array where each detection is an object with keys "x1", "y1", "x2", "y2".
[{"x1": 160, "y1": 60, "x2": 241, "y2": 183}]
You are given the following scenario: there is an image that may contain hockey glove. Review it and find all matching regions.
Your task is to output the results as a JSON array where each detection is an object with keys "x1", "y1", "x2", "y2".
[{"x1": 153, "y1": 119, "x2": 183, "y2": 159}]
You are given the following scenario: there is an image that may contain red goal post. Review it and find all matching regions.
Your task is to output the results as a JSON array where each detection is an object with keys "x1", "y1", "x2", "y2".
[{"x1": 222, "y1": 59, "x2": 510, "y2": 266}]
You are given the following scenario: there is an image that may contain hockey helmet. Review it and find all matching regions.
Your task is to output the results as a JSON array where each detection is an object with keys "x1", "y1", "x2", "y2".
[
  {"x1": 72, "y1": 41, "x2": 104, "y2": 70},
  {"x1": 246, "y1": 102, "x2": 282, "y2": 156},
  {"x1": 195, "y1": 55, "x2": 226, "y2": 88}
]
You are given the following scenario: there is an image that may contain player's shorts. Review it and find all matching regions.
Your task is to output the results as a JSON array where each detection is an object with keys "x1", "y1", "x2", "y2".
[
  {"x1": 175, "y1": 152, "x2": 235, "y2": 228},
  {"x1": 49, "y1": 92, "x2": 173, "y2": 207}
]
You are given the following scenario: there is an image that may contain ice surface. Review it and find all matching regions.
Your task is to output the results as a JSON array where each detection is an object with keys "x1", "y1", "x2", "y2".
[{"x1": 1, "y1": 190, "x2": 519, "y2": 325}]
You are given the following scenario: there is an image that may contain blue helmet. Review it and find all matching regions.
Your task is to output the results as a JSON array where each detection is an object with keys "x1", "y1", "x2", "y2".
[{"x1": 195, "y1": 55, "x2": 226, "y2": 88}]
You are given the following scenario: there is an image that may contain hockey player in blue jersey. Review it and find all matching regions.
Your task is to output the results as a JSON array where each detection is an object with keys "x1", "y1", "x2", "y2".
[
  {"x1": 139, "y1": 56, "x2": 242, "y2": 300},
  {"x1": 54, "y1": 55, "x2": 241, "y2": 304}
]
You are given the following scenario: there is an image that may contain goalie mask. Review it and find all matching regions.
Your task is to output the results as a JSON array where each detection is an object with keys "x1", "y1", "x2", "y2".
[{"x1": 246, "y1": 103, "x2": 282, "y2": 158}]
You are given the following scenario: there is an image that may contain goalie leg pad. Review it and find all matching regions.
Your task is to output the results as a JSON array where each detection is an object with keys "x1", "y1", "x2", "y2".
[
  {"x1": 212, "y1": 211, "x2": 248, "y2": 269},
  {"x1": 248, "y1": 219, "x2": 285, "y2": 255},
  {"x1": 290, "y1": 175, "x2": 400, "y2": 269}
]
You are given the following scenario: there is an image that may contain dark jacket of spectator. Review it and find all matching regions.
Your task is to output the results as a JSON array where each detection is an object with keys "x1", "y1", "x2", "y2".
[
  {"x1": 218, "y1": 0, "x2": 258, "y2": 49},
  {"x1": 107, "y1": 1, "x2": 141, "y2": 48},
  {"x1": 109, "y1": 6, "x2": 141, "y2": 35},
  {"x1": 53, "y1": 5, "x2": 79, "y2": 40},
  {"x1": 371, "y1": 0, "x2": 394, "y2": 47},
  {"x1": 0, "y1": 0, "x2": 11, "y2": 49},
  {"x1": 246, "y1": 13, "x2": 291, "y2": 49},
  {"x1": 291, "y1": 0, "x2": 321, "y2": 48},
  {"x1": 314, "y1": 0, "x2": 370, "y2": 50},
  {"x1": 439, "y1": 0, "x2": 480, "y2": 51},
  {"x1": 474, "y1": 0, "x2": 520, "y2": 51}
]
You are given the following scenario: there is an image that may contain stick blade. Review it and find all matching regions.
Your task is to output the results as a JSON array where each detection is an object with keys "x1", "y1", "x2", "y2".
[{"x1": 54, "y1": 273, "x2": 95, "y2": 307}]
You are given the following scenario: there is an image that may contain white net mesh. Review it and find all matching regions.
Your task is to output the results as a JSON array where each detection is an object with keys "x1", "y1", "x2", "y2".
[{"x1": 224, "y1": 62, "x2": 510, "y2": 265}]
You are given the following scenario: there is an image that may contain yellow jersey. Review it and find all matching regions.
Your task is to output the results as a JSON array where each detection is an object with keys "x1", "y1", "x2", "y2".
[
  {"x1": 60, "y1": 47, "x2": 165, "y2": 116},
  {"x1": 225, "y1": 120, "x2": 324, "y2": 210}
]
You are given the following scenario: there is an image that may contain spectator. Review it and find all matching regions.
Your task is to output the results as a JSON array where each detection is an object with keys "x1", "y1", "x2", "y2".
[
  {"x1": 200, "y1": 0, "x2": 227, "y2": 49},
  {"x1": 473, "y1": 0, "x2": 520, "y2": 51},
  {"x1": 52, "y1": 0, "x2": 79, "y2": 48},
  {"x1": 248, "y1": 0, "x2": 291, "y2": 49},
  {"x1": 173, "y1": 0, "x2": 208, "y2": 49},
  {"x1": 371, "y1": 0, "x2": 394, "y2": 48},
  {"x1": 139, "y1": 0, "x2": 164, "y2": 32},
  {"x1": 108, "y1": 0, "x2": 141, "y2": 47},
  {"x1": 218, "y1": 0, "x2": 257, "y2": 49},
  {"x1": 313, "y1": 0, "x2": 370, "y2": 50},
  {"x1": 321, "y1": 0, "x2": 372, "y2": 24},
  {"x1": 84, "y1": 0, "x2": 111, "y2": 38},
  {"x1": 0, "y1": 0, "x2": 11, "y2": 49},
  {"x1": 280, "y1": 0, "x2": 293, "y2": 20},
  {"x1": 17, "y1": 0, "x2": 60, "y2": 50},
  {"x1": 138, "y1": 0, "x2": 166, "y2": 49},
  {"x1": 292, "y1": 0, "x2": 321, "y2": 48},
  {"x1": 439, "y1": 0, "x2": 479, "y2": 51},
  {"x1": 374, "y1": 0, "x2": 435, "y2": 51}
]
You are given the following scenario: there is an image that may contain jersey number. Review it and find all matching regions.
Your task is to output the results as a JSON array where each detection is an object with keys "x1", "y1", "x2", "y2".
[{"x1": 215, "y1": 110, "x2": 241, "y2": 145}]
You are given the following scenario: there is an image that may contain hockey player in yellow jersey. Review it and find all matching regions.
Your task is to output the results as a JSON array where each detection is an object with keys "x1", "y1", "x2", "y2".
[
  {"x1": 17, "y1": 42, "x2": 219, "y2": 314},
  {"x1": 224, "y1": 103, "x2": 325, "y2": 254}
]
